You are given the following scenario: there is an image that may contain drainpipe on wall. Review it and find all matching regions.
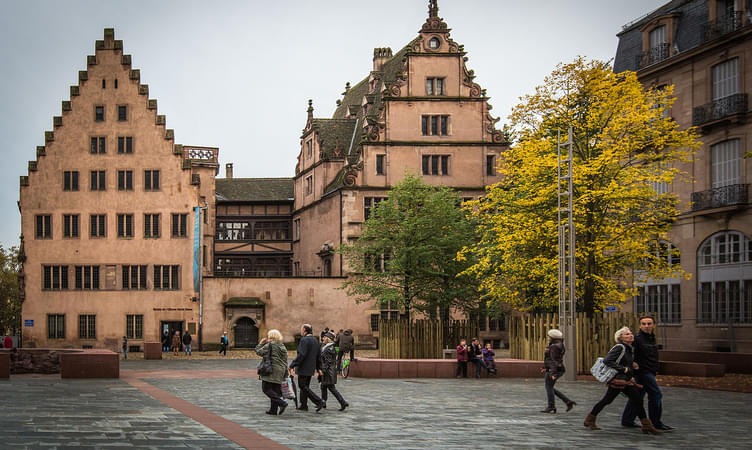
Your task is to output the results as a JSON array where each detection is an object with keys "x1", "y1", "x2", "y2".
[{"x1": 340, "y1": 190, "x2": 343, "y2": 276}]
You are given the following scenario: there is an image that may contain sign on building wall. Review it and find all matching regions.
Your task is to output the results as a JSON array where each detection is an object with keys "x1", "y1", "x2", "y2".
[{"x1": 24, "y1": 320, "x2": 34, "y2": 327}]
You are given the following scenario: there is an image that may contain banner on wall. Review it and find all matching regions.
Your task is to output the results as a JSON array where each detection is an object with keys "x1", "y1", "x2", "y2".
[{"x1": 193, "y1": 206, "x2": 200, "y2": 293}]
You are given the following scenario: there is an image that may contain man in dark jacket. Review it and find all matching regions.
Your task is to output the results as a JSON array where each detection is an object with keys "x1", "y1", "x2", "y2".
[
  {"x1": 289, "y1": 324, "x2": 325, "y2": 412},
  {"x1": 621, "y1": 316, "x2": 673, "y2": 431},
  {"x1": 182, "y1": 330, "x2": 192, "y2": 356}
]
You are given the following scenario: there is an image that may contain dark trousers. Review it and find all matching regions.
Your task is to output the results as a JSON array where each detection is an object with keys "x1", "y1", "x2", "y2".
[
  {"x1": 590, "y1": 384, "x2": 646, "y2": 419},
  {"x1": 337, "y1": 348, "x2": 354, "y2": 371},
  {"x1": 261, "y1": 381, "x2": 287, "y2": 414},
  {"x1": 298, "y1": 375, "x2": 323, "y2": 408},
  {"x1": 470, "y1": 358, "x2": 488, "y2": 377},
  {"x1": 622, "y1": 371, "x2": 664, "y2": 426},
  {"x1": 544, "y1": 371, "x2": 571, "y2": 408},
  {"x1": 456, "y1": 361, "x2": 468, "y2": 377},
  {"x1": 321, "y1": 384, "x2": 347, "y2": 407},
  {"x1": 219, "y1": 343, "x2": 227, "y2": 355}
]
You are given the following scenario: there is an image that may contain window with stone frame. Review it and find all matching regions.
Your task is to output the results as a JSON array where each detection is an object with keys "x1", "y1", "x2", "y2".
[
  {"x1": 117, "y1": 136, "x2": 133, "y2": 154},
  {"x1": 79, "y1": 314, "x2": 96, "y2": 339},
  {"x1": 421, "y1": 115, "x2": 449, "y2": 136},
  {"x1": 144, "y1": 170, "x2": 160, "y2": 190},
  {"x1": 422, "y1": 155, "x2": 450, "y2": 175},
  {"x1": 117, "y1": 170, "x2": 133, "y2": 191},
  {"x1": 144, "y1": 214, "x2": 160, "y2": 238},
  {"x1": 63, "y1": 214, "x2": 79, "y2": 238},
  {"x1": 126, "y1": 314, "x2": 143, "y2": 339},
  {"x1": 63, "y1": 171, "x2": 79, "y2": 191},
  {"x1": 426, "y1": 77, "x2": 445, "y2": 96},
  {"x1": 697, "y1": 231, "x2": 752, "y2": 324},
  {"x1": 48, "y1": 314, "x2": 65, "y2": 339},
  {"x1": 153, "y1": 265, "x2": 179, "y2": 290},
  {"x1": 711, "y1": 139, "x2": 740, "y2": 189},
  {"x1": 90, "y1": 136, "x2": 106, "y2": 154},
  {"x1": 172, "y1": 213, "x2": 188, "y2": 237},
  {"x1": 122, "y1": 265, "x2": 148, "y2": 290},
  {"x1": 486, "y1": 154, "x2": 496, "y2": 176},
  {"x1": 94, "y1": 105, "x2": 104, "y2": 122},
  {"x1": 90, "y1": 170, "x2": 106, "y2": 191},
  {"x1": 305, "y1": 175, "x2": 313, "y2": 196},
  {"x1": 35, "y1": 214, "x2": 52, "y2": 239},
  {"x1": 90, "y1": 214, "x2": 106, "y2": 238},
  {"x1": 117, "y1": 214, "x2": 133, "y2": 238},
  {"x1": 117, "y1": 105, "x2": 128, "y2": 121},
  {"x1": 376, "y1": 154, "x2": 386, "y2": 175},
  {"x1": 43, "y1": 265, "x2": 68, "y2": 290},
  {"x1": 74, "y1": 265, "x2": 100, "y2": 290},
  {"x1": 364, "y1": 196, "x2": 387, "y2": 220}
]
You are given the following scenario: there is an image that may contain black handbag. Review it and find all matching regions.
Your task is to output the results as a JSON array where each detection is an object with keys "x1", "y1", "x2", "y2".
[{"x1": 257, "y1": 343, "x2": 274, "y2": 376}]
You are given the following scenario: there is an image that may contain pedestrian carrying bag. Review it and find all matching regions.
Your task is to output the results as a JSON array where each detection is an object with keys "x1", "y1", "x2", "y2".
[
  {"x1": 281, "y1": 376, "x2": 296, "y2": 399},
  {"x1": 257, "y1": 343, "x2": 274, "y2": 376},
  {"x1": 590, "y1": 344, "x2": 626, "y2": 383}
]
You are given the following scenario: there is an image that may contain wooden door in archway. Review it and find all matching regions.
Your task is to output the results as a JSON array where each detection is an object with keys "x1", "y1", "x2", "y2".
[{"x1": 234, "y1": 317, "x2": 258, "y2": 348}]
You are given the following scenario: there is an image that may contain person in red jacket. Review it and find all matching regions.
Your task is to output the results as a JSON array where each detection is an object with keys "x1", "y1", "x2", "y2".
[
  {"x1": 3, "y1": 335, "x2": 12, "y2": 349},
  {"x1": 456, "y1": 339, "x2": 469, "y2": 378}
]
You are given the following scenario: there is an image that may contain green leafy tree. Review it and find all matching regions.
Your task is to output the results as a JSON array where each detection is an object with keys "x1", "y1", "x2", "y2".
[
  {"x1": 459, "y1": 58, "x2": 700, "y2": 314},
  {"x1": 341, "y1": 174, "x2": 480, "y2": 317},
  {"x1": 0, "y1": 246, "x2": 22, "y2": 334}
]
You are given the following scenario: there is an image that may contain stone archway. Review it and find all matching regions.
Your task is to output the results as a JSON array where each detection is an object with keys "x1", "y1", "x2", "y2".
[{"x1": 234, "y1": 317, "x2": 259, "y2": 348}]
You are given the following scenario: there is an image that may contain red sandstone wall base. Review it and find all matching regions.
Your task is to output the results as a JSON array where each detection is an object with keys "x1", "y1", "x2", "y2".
[{"x1": 349, "y1": 358, "x2": 544, "y2": 378}]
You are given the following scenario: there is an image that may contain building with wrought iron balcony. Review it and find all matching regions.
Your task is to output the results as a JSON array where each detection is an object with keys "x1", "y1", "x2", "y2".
[{"x1": 615, "y1": 0, "x2": 752, "y2": 352}]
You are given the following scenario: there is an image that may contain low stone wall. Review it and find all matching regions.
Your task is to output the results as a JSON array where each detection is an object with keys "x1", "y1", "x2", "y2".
[
  {"x1": 660, "y1": 350, "x2": 752, "y2": 374},
  {"x1": 659, "y1": 360, "x2": 725, "y2": 377},
  {"x1": 349, "y1": 358, "x2": 544, "y2": 378},
  {"x1": 0, "y1": 348, "x2": 119, "y2": 378}
]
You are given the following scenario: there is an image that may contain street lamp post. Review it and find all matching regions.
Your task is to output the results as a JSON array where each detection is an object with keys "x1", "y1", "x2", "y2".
[{"x1": 558, "y1": 128, "x2": 577, "y2": 381}]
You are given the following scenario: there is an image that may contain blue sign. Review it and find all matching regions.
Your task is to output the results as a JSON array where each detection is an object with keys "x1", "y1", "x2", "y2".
[
  {"x1": 605, "y1": 306, "x2": 617, "y2": 312},
  {"x1": 24, "y1": 319, "x2": 34, "y2": 327}
]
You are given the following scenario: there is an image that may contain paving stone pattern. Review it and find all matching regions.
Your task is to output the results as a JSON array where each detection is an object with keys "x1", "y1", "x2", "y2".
[{"x1": 2, "y1": 358, "x2": 751, "y2": 449}]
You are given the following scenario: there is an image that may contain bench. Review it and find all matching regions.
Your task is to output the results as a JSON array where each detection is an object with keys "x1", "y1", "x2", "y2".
[
  {"x1": 60, "y1": 350, "x2": 119, "y2": 378},
  {"x1": 0, "y1": 351, "x2": 8, "y2": 378},
  {"x1": 659, "y1": 360, "x2": 725, "y2": 378},
  {"x1": 659, "y1": 350, "x2": 752, "y2": 374},
  {"x1": 143, "y1": 342, "x2": 162, "y2": 360},
  {"x1": 349, "y1": 358, "x2": 543, "y2": 378}
]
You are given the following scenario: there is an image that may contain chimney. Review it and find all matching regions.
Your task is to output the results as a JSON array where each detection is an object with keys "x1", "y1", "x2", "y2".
[
  {"x1": 373, "y1": 47, "x2": 393, "y2": 72},
  {"x1": 226, "y1": 163, "x2": 233, "y2": 179}
]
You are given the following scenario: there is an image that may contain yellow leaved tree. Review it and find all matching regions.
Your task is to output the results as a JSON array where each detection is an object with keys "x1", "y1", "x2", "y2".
[{"x1": 459, "y1": 58, "x2": 700, "y2": 315}]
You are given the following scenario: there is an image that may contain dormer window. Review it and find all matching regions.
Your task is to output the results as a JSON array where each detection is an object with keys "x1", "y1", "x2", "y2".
[
  {"x1": 428, "y1": 37, "x2": 440, "y2": 49},
  {"x1": 647, "y1": 25, "x2": 668, "y2": 64}
]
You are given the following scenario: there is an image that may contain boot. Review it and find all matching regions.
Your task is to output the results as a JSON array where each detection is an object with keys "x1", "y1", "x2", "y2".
[
  {"x1": 640, "y1": 418, "x2": 663, "y2": 435},
  {"x1": 584, "y1": 414, "x2": 600, "y2": 430},
  {"x1": 540, "y1": 406, "x2": 556, "y2": 413},
  {"x1": 566, "y1": 401, "x2": 577, "y2": 412}
]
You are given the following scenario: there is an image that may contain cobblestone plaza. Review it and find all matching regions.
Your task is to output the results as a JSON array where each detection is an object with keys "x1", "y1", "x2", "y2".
[{"x1": 2, "y1": 358, "x2": 750, "y2": 449}]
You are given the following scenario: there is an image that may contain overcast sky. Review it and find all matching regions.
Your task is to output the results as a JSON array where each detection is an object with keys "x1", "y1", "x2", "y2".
[{"x1": 0, "y1": 0, "x2": 665, "y2": 249}]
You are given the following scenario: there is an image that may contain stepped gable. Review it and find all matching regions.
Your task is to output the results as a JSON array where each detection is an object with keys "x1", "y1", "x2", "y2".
[
  {"x1": 20, "y1": 28, "x2": 178, "y2": 188},
  {"x1": 215, "y1": 178, "x2": 294, "y2": 202}
]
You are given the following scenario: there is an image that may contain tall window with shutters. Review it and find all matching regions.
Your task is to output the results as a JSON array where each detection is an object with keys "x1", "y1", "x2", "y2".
[{"x1": 711, "y1": 139, "x2": 740, "y2": 189}]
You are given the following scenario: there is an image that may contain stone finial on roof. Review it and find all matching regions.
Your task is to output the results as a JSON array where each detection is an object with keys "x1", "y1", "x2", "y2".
[
  {"x1": 343, "y1": 82, "x2": 351, "y2": 95},
  {"x1": 429, "y1": 0, "x2": 438, "y2": 18},
  {"x1": 307, "y1": 99, "x2": 314, "y2": 118}
]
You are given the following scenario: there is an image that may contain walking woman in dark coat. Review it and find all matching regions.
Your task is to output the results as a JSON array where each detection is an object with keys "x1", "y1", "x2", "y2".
[
  {"x1": 541, "y1": 329, "x2": 575, "y2": 413},
  {"x1": 319, "y1": 332, "x2": 349, "y2": 411},
  {"x1": 584, "y1": 326, "x2": 662, "y2": 435},
  {"x1": 255, "y1": 329, "x2": 289, "y2": 415}
]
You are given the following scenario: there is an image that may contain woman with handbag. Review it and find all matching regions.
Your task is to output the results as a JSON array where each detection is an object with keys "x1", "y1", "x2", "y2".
[
  {"x1": 540, "y1": 329, "x2": 575, "y2": 413},
  {"x1": 584, "y1": 326, "x2": 662, "y2": 435},
  {"x1": 255, "y1": 329, "x2": 289, "y2": 415}
]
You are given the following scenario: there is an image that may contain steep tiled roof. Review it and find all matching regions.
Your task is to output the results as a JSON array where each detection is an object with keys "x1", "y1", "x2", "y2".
[
  {"x1": 311, "y1": 118, "x2": 356, "y2": 160},
  {"x1": 614, "y1": 0, "x2": 709, "y2": 73},
  {"x1": 215, "y1": 178, "x2": 294, "y2": 202}
]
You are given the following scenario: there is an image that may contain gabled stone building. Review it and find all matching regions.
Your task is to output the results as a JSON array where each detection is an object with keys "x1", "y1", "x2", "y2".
[
  {"x1": 615, "y1": 0, "x2": 752, "y2": 351},
  {"x1": 19, "y1": 29, "x2": 217, "y2": 349},
  {"x1": 293, "y1": 1, "x2": 506, "y2": 279}
]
